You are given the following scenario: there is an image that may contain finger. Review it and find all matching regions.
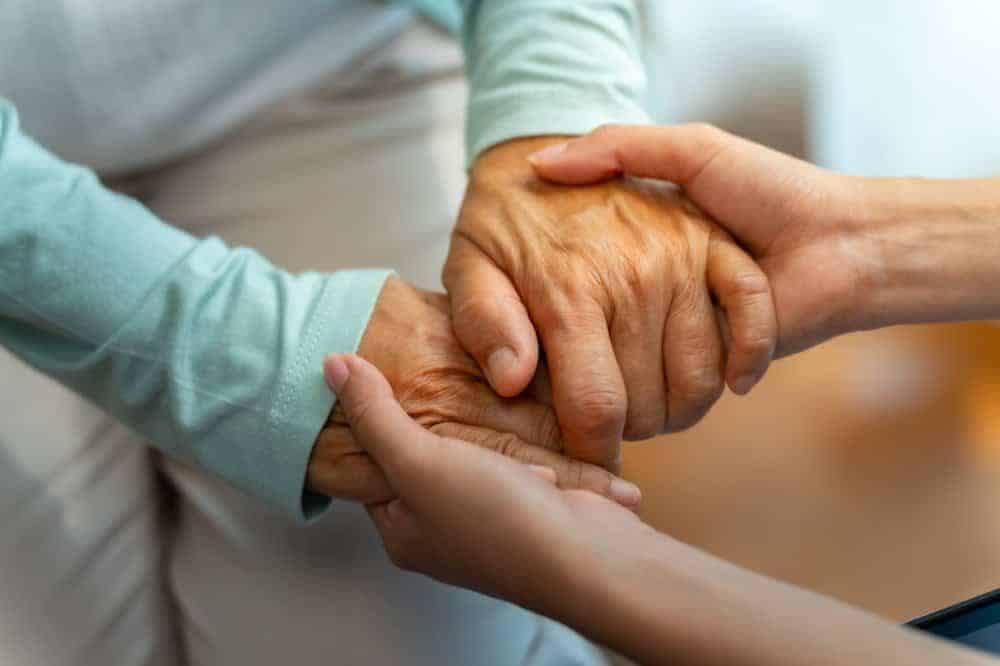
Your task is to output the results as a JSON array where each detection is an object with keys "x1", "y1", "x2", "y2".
[
  {"x1": 308, "y1": 426, "x2": 395, "y2": 503},
  {"x1": 611, "y1": 304, "x2": 668, "y2": 441},
  {"x1": 663, "y1": 283, "x2": 725, "y2": 432},
  {"x1": 538, "y1": 302, "x2": 627, "y2": 471},
  {"x1": 323, "y1": 354, "x2": 435, "y2": 482},
  {"x1": 366, "y1": 501, "x2": 423, "y2": 572},
  {"x1": 528, "y1": 123, "x2": 729, "y2": 188},
  {"x1": 442, "y1": 236, "x2": 539, "y2": 397},
  {"x1": 430, "y1": 423, "x2": 640, "y2": 507},
  {"x1": 526, "y1": 465, "x2": 558, "y2": 485},
  {"x1": 459, "y1": 380, "x2": 563, "y2": 451},
  {"x1": 706, "y1": 235, "x2": 777, "y2": 395}
]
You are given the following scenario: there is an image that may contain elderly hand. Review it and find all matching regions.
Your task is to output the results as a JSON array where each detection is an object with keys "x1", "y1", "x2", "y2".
[
  {"x1": 444, "y1": 137, "x2": 777, "y2": 471},
  {"x1": 529, "y1": 124, "x2": 1000, "y2": 355},
  {"x1": 307, "y1": 278, "x2": 641, "y2": 507}
]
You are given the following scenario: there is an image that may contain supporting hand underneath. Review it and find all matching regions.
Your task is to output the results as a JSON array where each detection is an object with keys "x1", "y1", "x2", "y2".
[{"x1": 325, "y1": 352, "x2": 997, "y2": 666}]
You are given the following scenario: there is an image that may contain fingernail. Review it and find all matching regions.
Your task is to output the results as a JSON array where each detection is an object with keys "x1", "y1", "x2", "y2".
[
  {"x1": 731, "y1": 373, "x2": 759, "y2": 396},
  {"x1": 610, "y1": 478, "x2": 642, "y2": 507},
  {"x1": 486, "y1": 347, "x2": 517, "y2": 388},
  {"x1": 324, "y1": 354, "x2": 350, "y2": 392},
  {"x1": 527, "y1": 142, "x2": 569, "y2": 165}
]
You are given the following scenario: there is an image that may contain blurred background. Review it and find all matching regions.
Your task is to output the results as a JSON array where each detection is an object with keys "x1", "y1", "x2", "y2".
[
  {"x1": 4, "y1": 2, "x2": 1000, "y2": 663},
  {"x1": 630, "y1": 0, "x2": 1000, "y2": 622}
]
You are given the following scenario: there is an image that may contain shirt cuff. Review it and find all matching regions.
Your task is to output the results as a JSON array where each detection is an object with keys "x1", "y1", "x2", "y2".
[
  {"x1": 258, "y1": 268, "x2": 392, "y2": 522},
  {"x1": 466, "y1": 89, "x2": 651, "y2": 168}
]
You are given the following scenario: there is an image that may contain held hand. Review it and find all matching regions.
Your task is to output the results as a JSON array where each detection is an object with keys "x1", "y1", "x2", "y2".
[
  {"x1": 307, "y1": 278, "x2": 640, "y2": 507},
  {"x1": 323, "y1": 353, "x2": 650, "y2": 616},
  {"x1": 528, "y1": 124, "x2": 877, "y2": 356},
  {"x1": 445, "y1": 137, "x2": 778, "y2": 471}
]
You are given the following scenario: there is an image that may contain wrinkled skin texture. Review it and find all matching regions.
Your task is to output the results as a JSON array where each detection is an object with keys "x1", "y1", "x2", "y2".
[
  {"x1": 322, "y1": 353, "x2": 652, "y2": 614},
  {"x1": 307, "y1": 278, "x2": 638, "y2": 506},
  {"x1": 530, "y1": 123, "x2": 875, "y2": 357},
  {"x1": 445, "y1": 137, "x2": 778, "y2": 471}
]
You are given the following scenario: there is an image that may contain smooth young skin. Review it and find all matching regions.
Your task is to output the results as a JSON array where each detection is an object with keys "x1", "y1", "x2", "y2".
[
  {"x1": 445, "y1": 136, "x2": 779, "y2": 472},
  {"x1": 529, "y1": 124, "x2": 1000, "y2": 354},
  {"x1": 326, "y1": 353, "x2": 997, "y2": 666},
  {"x1": 307, "y1": 277, "x2": 641, "y2": 506}
]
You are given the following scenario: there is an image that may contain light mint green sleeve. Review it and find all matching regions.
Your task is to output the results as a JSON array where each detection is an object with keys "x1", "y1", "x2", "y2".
[
  {"x1": 455, "y1": 0, "x2": 650, "y2": 163},
  {"x1": 0, "y1": 100, "x2": 389, "y2": 521}
]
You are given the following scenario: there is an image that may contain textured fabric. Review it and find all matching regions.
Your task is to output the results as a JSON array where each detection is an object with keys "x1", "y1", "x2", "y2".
[
  {"x1": 0, "y1": 350, "x2": 176, "y2": 666},
  {"x1": 456, "y1": 0, "x2": 649, "y2": 163},
  {"x1": 118, "y1": 26, "x2": 606, "y2": 665},
  {"x1": 0, "y1": 1, "x2": 647, "y2": 173},
  {"x1": 0, "y1": 1, "x2": 414, "y2": 173},
  {"x1": 0, "y1": 101, "x2": 391, "y2": 520}
]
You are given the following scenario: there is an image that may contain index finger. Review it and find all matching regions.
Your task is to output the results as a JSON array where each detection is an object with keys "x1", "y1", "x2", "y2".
[{"x1": 323, "y1": 354, "x2": 435, "y2": 484}]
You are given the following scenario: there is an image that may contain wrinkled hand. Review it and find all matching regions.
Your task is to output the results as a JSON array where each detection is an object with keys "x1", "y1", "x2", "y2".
[
  {"x1": 323, "y1": 353, "x2": 652, "y2": 616},
  {"x1": 530, "y1": 124, "x2": 877, "y2": 356},
  {"x1": 445, "y1": 137, "x2": 777, "y2": 470},
  {"x1": 307, "y1": 278, "x2": 640, "y2": 507}
]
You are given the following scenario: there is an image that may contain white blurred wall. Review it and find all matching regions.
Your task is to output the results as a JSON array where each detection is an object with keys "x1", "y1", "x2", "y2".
[{"x1": 643, "y1": 0, "x2": 1000, "y2": 176}]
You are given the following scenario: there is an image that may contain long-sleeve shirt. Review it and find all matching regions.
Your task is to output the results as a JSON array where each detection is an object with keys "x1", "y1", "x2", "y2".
[{"x1": 0, "y1": 1, "x2": 648, "y2": 520}]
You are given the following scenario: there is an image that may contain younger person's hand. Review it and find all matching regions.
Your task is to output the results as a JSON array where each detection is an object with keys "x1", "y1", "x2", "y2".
[{"x1": 323, "y1": 353, "x2": 652, "y2": 614}]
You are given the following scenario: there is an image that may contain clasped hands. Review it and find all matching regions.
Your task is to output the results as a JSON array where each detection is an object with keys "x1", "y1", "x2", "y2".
[{"x1": 308, "y1": 131, "x2": 791, "y2": 509}]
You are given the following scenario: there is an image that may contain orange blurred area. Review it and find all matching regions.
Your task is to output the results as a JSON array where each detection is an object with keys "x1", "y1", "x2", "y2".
[{"x1": 622, "y1": 322, "x2": 1000, "y2": 621}]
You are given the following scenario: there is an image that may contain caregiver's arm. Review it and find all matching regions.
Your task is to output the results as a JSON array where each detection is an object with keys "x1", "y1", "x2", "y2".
[
  {"x1": 0, "y1": 100, "x2": 389, "y2": 520},
  {"x1": 530, "y1": 124, "x2": 1000, "y2": 355},
  {"x1": 328, "y1": 353, "x2": 996, "y2": 666}
]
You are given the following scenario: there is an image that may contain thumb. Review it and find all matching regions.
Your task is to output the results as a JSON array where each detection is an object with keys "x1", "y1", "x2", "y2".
[
  {"x1": 442, "y1": 237, "x2": 539, "y2": 397},
  {"x1": 323, "y1": 354, "x2": 431, "y2": 481},
  {"x1": 527, "y1": 123, "x2": 728, "y2": 188}
]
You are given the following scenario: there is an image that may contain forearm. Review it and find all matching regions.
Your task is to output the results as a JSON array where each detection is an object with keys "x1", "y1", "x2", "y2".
[
  {"x1": 851, "y1": 176, "x2": 1000, "y2": 330},
  {"x1": 0, "y1": 100, "x2": 389, "y2": 519},
  {"x1": 559, "y1": 529, "x2": 995, "y2": 666}
]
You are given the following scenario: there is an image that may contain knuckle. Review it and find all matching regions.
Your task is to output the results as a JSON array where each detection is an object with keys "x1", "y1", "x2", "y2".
[
  {"x1": 450, "y1": 293, "x2": 496, "y2": 328},
  {"x1": 623, "y1": 410, "x2": 664, "y2": 441},
  {"x1": 686, "y1": 122, "x2": 727, "y2": 146},
  {"x1": 572, "y1": 388, "x2": 627, "y2": 440},
  {"x1": 669, "y1": 370, "x2": 723, "y2": 431},
  {"x1": 620, "y1": 257, "x2": 660, "y2": 299},
  {"x1": 736, "y1": 330, "x2": 776, "y2": 359},
  {"x1": 592, "y1": 123, "x2": 627, "y2": 141},
  {"x1": 726, "y1": 271, "x2": 772, "y2": 300}
]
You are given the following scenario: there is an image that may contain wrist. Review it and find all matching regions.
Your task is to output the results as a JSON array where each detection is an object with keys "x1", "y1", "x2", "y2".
[
  {"x1": 848, "y1": 177, "x2": 1000, "y2": 328},
  {"x1": 470, "y1": 136, "x2": 574, "y2": 187}
]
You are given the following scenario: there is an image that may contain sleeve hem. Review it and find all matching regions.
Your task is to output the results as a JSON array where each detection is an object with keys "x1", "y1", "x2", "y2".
[
  {"x1": 466, "y1": 90, "x2": 650, "y2": 167},
  {"x1": 265, "y1": 269, "x2": 393, "y2": 522}
]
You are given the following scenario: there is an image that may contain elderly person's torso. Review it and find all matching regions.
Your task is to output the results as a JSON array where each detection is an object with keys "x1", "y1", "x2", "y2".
[{"x1": 0, "y1": 3, "x2": 607, "y2": 665}]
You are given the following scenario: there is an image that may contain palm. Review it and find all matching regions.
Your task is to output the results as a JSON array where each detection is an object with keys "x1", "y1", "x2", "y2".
[{"x1": 681, "y1": 138, "x2": 866, "y2": 356}]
